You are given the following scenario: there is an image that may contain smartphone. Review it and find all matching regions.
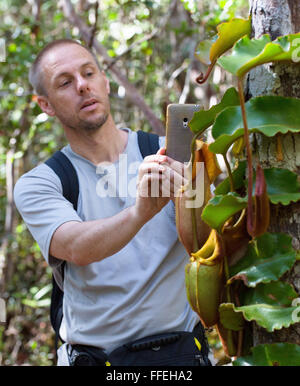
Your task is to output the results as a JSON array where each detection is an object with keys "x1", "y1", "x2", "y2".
[{"x1": 165, "y1": 104, "x2": 201, "y2": 163}]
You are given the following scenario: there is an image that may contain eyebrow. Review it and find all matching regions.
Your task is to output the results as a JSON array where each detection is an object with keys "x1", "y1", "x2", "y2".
[{"x1": 53, "y1": 61, "x2": 96, "y2": 82}]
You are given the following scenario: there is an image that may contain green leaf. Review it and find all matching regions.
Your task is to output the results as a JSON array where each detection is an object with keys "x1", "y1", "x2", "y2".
[
  {"x1": 236, "y1": 282, "x2": 300, "y2": 338},
  {"x1": 225, "y1": 290, "x2": 300, "y2": 332},
  {"x1": 209, "y1": 96, "x2": 300, "y2": 154},
  {"x1": 196, "y1": 17, "x2": 251, "y2": 65},
  {"x1": 201, "y1": 193, "x2": 247, "y2": 232},
  {"x1": 189, "y1": 87, "x2": 240, "y2": 134},
  {"x1": 235, "y1": 304, "x2": 299, "y2": 332},
  {"x1": 214, "y1": 160, "x2": 246, "y2": 195},
  {"x1": 233, "y1": 343, "x2": 300, "y2": 366},
  {"x1": 22, "y1": 298, "x2": 51, "y2": 308},
  {"x1": 8, "y1": 43, "x2": 17, "y2": 53},
  {"x1": 218, "y1": 33, "x2": 300, "y2": 78},
  {"x1": 33, "y1": 284, "x2": 52, "y2": 300},
  {"x1": 220, "y1": 165, "x2": 300, "y2": 205},
  {"x1": 30, "y1": 340, "x2": 38, "y2": 350},
  {"x1": 219, "y1": 303, "x2": 244, "y2": 331},
  {"x1": 218, "y1": 34, "x2": 271, "y2": 76},
  {"x1": 229, "y1": 233, "x2": 296, "y2": 287},
  {"x1": 243, "y1": 281, "x2": 298, "y2": 307},
  {"x1": 210, "y1": 17, "x2": 251, "y2": 63},
  {"x1": 264, "y1": 168, "x2": 300, "y2": 205}
]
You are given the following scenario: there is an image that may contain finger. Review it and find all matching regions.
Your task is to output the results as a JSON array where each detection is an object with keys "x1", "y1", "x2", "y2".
[
  {"x1": 156, "y1": 147, "x2": 166, "y2": 156},
  {"x1": 138, "y1": 168, "x2": 186, "y2": 198},
  {"x1": 138, "y1": 162, "x2": 165, "y2": 181},
  {"x1": 145, "y1": 174, "x2": 175, "y2": 198},
  {"x1": 161, "y1": 178, "x2": 184, "y2": 198},
  {"x1": 143, "y1": 154, "x2": 168, "y2": 164},
  {"x1": 160, "y1": 165, "x2": 188, "y2": 187},
  {"x1": 138, "y1": 173, "x2": 164, "y2": 197},
  {"x1": 161, "y1": 157, "x2": 185, "y2": 176}
]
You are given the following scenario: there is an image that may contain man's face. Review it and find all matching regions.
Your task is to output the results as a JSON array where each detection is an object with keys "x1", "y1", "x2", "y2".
[{"x1": 38, "y1": 43, "x2": 110, "y2": 132}]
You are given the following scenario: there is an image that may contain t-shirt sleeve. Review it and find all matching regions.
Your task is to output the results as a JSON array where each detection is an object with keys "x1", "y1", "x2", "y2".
[{"x1": 13, "y1": 163, "x2": 83, "y2": 268}]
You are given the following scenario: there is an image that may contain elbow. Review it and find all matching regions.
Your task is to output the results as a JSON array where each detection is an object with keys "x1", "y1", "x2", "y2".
[
  {"x1": 58, "y1": 222, "x2": 106, "y2": 266},
  {"x1": 68, "y1": 244, "x2": 104, "y2": 266},
  {"x1": 71, "y1": 256, "x2": 89, "y2": 267},
  {"x1": 69, "y1": 247, "x2": 90, "y2": 266}
]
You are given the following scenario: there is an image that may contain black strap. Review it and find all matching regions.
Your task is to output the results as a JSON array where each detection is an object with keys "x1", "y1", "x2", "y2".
[
  {"x1": 50, "y1": 275, "x2": 64, "y2": 349},
  {"x1": 45, "y1": 150, "x2": 79, "y2": 211},
  {"x1": 45, "y1": 151, "x2": 80, "y2": 348},
  {"x1": 137, "y1": 130, "x2": 160, "y2": 158}
]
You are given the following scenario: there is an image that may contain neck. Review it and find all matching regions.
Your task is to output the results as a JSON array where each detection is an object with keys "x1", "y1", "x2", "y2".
[{"x1": 63, "y1": 115, "x2": 128, "y2": 165}]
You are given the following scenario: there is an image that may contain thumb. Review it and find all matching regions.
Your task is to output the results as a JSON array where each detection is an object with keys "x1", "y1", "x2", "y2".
[{"x1": 156, "y1": 147, "x2": 166, "y2": 155}]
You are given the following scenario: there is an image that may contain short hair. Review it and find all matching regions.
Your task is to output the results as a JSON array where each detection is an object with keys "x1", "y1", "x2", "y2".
[{"x1": 29, "y1": 39, "x2": 101, "y2": 96}]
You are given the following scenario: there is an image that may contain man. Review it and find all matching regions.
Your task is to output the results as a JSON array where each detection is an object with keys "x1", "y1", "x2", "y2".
[{"x1": 14, "y1": 39, "x2": 210, "y2": 366}]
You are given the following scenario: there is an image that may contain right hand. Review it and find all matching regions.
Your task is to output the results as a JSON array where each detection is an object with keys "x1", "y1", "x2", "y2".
[{"x1": 135, "y1": 148, "x2": 186, "y2": 223}]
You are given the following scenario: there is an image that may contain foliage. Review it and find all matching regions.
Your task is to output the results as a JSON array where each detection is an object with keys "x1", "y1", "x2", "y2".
[
  {"x1": 179, "y1": 16, "x2": 300, "y2": 364},
  {"x1": 233, "y1": 343, "x2": 300, "y2": 366},
  {"x1": 209, "y1": 96, "x2": 300, "y2": 155}
]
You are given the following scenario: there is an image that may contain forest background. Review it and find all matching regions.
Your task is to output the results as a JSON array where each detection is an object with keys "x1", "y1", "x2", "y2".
[{"x1": 0, "y1": 0, "x2": 249, "y2": 365}]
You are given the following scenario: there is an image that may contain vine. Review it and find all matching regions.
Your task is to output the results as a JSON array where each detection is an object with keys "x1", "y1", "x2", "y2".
[{"x1": 176, "y1": 17, "x2": 300, "y2": 365}]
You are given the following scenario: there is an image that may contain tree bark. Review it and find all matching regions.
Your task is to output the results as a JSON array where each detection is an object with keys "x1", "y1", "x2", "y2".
[{"x1": 248, "y1": 0, "x2": 300, "y2": 346}]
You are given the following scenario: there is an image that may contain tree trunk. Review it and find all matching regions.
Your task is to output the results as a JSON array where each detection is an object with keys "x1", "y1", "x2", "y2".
[{"x1": 247, "y1": 0, "x2": 300, "y2": 346}]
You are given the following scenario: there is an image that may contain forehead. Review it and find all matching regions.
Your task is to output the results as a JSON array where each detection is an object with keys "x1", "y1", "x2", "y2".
[{"x1": 41, "y1": 44, "x2": 97, "y2": 79}]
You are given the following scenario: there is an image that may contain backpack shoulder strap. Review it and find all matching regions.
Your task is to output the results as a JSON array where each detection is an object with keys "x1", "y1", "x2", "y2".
[
  {"x1": 45, "y1": 150, "x2": 79, "y2": 211},
  {"x1": 50, "y1": 275, "x2": 64, "y2": 350},
  {"x1": 44, "y1": 150, "x2": 80, "y2": 349},
  {"x1": 137, "y1": 130, "x2": 160, "y2": 158}
]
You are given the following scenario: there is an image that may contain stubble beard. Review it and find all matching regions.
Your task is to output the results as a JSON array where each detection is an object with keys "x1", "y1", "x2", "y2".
[
  {"x1": 77, "y1": 112, "x2": 109, "y2": 132},
  {"x1": 60, "y1": 111, "x2": 109, "y2": 133}
]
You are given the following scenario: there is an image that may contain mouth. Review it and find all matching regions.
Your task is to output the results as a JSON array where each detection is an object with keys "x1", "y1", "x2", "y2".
[{"x1": 80, "y1": 98, "x2": 99, "y2": 111}]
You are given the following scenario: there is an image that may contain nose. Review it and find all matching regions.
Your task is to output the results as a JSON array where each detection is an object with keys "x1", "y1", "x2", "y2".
[{"x1": 76, "y1": 75, "x2": 90, "y2": 94}]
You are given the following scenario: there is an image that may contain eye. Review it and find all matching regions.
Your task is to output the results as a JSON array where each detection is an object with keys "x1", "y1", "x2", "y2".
[
  {"x1": 60, "y1": 80, "x2": 71, "y2": 87},
  {"x1": 86, "y1": 71, "x2": 93, "y2": 77}
]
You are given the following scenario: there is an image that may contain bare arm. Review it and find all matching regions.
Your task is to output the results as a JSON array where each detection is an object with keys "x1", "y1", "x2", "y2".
[
  {"x1": 49, "y1": 150, "x2": 186, "y2": 266},
  {"x1": 49, "y1": 205, "x2": 145, "y2": 266}
]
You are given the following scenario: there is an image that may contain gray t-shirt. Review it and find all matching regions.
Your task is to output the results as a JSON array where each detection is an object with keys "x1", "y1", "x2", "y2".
[{"x1": 14, "y1": 128, "x2": 199, "y2": 353}]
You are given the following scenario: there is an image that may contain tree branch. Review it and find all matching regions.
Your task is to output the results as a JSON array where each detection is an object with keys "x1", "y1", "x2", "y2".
[
  {"x1": 179, "y1": 39, "x2": 197, "y2": 104},
  {"x1": 88, "y1": 1, "x2": 99, "y2": 49},
  {"x1": 61, "y1": 0, "x2": 165, "y2": 135},
  {"x1": 106, "y1": 0, "x2": 178, "y2": 70}
]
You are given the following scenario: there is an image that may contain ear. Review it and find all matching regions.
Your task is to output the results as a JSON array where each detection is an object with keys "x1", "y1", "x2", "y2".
[
  {"x1": 101, "y1": 71, "x2": 110, "y2": 94},
  {"x1": 36, "y1": 95, "x2": 56, "y2": 116}
]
